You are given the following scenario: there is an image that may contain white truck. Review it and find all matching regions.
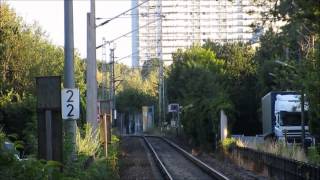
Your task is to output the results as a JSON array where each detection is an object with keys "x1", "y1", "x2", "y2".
[{"x1": 262, "y1": 91, "x2": 314, "y2": 144}]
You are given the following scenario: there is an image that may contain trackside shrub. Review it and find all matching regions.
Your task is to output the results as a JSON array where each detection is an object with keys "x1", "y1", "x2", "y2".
[
  {"x1": 307, "y1": 146, "x2": 320, "y2": 165},
  {"x1": 76, "y1": 124, "x2": 100, "y2": 157},
  {"x1": 222, "y1": 138, "x2": 237, "y2": 152}
]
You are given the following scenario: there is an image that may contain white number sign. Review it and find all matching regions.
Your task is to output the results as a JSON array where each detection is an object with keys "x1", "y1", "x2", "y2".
[{"x1": 61, "y1": 88, "x2": 80, "y2": 120}]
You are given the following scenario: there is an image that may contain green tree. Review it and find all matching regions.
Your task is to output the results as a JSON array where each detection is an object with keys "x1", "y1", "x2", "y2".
[
  {"x1": 115, "y1": 63, "x2": 158, "y2": 127},
  {"x1": 141, "y1": 58, "x2": 159, "y2": 79},
  {"x1": 168, "y1": 45, "x2": 232, "y2": 146},
  {"x1": 253, "y1": 0, "x2": 320, "y2": 136},
  {"x1": 0, "y1": 4, "x2": 87, "y2": 154},
  {"x1": 203, "y1": 41, "x2": 260, "y2": 135}
]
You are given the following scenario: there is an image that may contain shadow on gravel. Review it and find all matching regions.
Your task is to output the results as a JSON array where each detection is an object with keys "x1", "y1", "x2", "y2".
[
  {"x1": 166, "y1": 135, "x2": 269, "y2": 180},
  {"x1": 119, "y1": 136, "x2": 162, "y2": 180}
]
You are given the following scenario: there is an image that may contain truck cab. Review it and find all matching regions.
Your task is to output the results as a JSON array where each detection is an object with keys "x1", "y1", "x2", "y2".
[{"x1": 262, "y1": 92, "x2": 314, "y2": 145}]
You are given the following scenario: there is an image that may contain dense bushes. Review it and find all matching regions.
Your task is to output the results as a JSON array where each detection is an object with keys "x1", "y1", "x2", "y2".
[
  {"x1": 0, "y1": 90, "x2": 37, "y2": 154},
  {"x1": 0, "y1": 126, "x2": 119, "y2": 180},
  {"x1": 167, "y1": 44, "x2": 258, "y2": 147}
]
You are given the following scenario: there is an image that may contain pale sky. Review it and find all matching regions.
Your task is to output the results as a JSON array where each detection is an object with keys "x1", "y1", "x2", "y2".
[{"x1": 6, "y1": 0, "x2": 132, "y2": 65}]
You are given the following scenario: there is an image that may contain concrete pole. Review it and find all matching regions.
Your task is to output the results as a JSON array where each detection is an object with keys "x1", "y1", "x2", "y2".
[
  {"x1": 86, "y1": 0, "x2": 98, "y2": 131},
  {"x1": 64, "y1": 0, "x2": 77, "y2": 160},
  {"x1": 301, "y1": 85, "x2": 306, "y2": 149},
  {"x1": 109, "y1": 48, "x2": 114, "y2": 126},
  {"x1": 102, "y1": 38, "x2": 107, "y2": 101},
  {"x1": 131, "y1": 0, "x2": 139, "y2": 68},
  {"x1": 112, "y1": 48, "x2": 116, "y2": 123},
  {"x1": 220, "y1": 110, "x2": 228, "y2": 141},
  {"x1": 156, "y1": 0, "x2": 163, "y2": 129},
  {"x1": 298, "y1": 45, "x2": 306, "y2": 150}
]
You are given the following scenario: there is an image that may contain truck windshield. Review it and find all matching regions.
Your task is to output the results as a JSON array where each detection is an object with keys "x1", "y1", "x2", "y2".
[{"x1": 279, "y1": 112, "x2": 309, "y2": 126}]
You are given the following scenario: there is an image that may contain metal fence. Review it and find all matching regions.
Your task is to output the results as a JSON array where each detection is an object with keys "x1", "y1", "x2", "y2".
[{"x1": 234, "y1": 147, "x2": 320, "y2": 180}]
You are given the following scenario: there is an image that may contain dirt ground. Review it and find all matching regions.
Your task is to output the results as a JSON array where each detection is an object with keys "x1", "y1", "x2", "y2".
[{"x1": 119, "y1": 136, "x2": 163, "y2": 180}]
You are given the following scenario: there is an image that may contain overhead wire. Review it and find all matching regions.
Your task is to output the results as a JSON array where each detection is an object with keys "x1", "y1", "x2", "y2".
[
  {"x1": 96, "y1": 0, "x2": 151, "y2": 27},
  {"x1": 107, "y1": 17, "x2": 161, "y2": 43},
  {"x1": 98, "y1": 0, "x2": 268, "y2": 64}
]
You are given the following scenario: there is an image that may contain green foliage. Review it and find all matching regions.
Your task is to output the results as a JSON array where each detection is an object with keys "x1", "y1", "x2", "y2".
[
  {"x1": 0, "y1": 4, "x2": 64, "y2": 94},
  {"x1": 167, "y1": 43, "x2": 259, "y2": 146},
  {"x1": 141, "y1": 58, "x2": 160, "y2": 79},
  {"x1": 253, "y1": 0, "x2": 320, "y2": 136},
  {"x1": 204, "y1": 41, "x2": 260, "y2": 135},
  {"x1": 0, "y1": 126, "x2": 119, "y2": 180},
  {"x1": 168, "y1": 45, "x2": 232, "y2": 146},
  {"x1": 0, "y1": 4, "x2": 119, "y2": 179},
  {"x1": 304, "y1": 43, "x2": 320, "y2": 137},
  {"x1": 0, "y1": 129, "x2": 62, "y2": 180},
  {"x1": 0, "y1": 4, "x2": 87, "y2": 155},
  {"x1": 116, "y1": 87, "x2": 156, "y2": 113},
  {"x1": 63, "y1": 132, "x2": 119, "y2": 180},
  {"x1": 0, "y1": 90, "x2": 37, "y2": 154},
  {"x1": 240, "y1": 139, "x2": 308, "y2": 162},
  {"x1": 106, "y1": 135, "x2": 120, "y2": 176},
  {"x1": 307, "y1": 146, "x2": 320, "y2": 165},
  {"x1": 221, "y1": 138, "x2": 237, "y2": 152},
  {"x1": 82, "y1": 157, "x2": 119, "y2": 180},
  {"x1": 76, "y1": 124, "x2": 100, "y2": 157},
  {"x1": 115, "y1": 63, "x2": 158, "y2": 124}
]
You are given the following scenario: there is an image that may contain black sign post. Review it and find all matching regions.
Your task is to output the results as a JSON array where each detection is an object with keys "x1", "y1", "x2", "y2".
[{"x1": 36, "y1": 76, "x2": 62, "y2": 163}]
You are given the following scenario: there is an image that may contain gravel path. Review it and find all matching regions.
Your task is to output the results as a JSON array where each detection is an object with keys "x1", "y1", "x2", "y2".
[
  {"x1": 146, "y1": 136, "x2": 213, "y2": 180},
  {"x1": 166, "y1": 136, "x2": 269, "y2": 180},
  {"x1": 119, "y1": 136, "x2": 163, "y2": 180}
]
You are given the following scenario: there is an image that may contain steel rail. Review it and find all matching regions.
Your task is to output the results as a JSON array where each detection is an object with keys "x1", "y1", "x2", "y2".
[
  {"x1": 144, "y1": 135, "x2": 229, "y2": 180},
  {"x1": 142, "y1": 136, "x2": 173, "y2": 180}
]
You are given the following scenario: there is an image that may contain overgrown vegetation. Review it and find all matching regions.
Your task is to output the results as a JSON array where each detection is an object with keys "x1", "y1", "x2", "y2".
[
  {"x1": 0, "y1": 0, "x2": 319, "y2": 175},
  {"x1": 167, "y1": 43, "x2": 259, "y2": 147},
  {"x1": 229, "y1": 137, "x2": 320, "y2": 165},
  {"x1": 0, "y1": 126, "x2": 119, "y2": 179},
  {"x1": 0, "y1": 4, "x2": 118, "y2": 179},
  {"x1": 221, "y1": 138, "x2": 238, "y2": 152},
  {"x1": 166, "y1": 0, "x2": 319, "y2": 157},
  {"x1": 115, "y1": 59, "x2": 159, "y2": 126},
  {"x1": 242, "y1": 139, "x2": 307, "y2": 162}
]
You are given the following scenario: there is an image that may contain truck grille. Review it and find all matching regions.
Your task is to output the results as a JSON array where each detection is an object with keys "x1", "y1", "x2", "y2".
[
  {"x1": 283, "y1": 129, "x2": 312, "y2": 144},
  {"x1": 283, "y1": 129, "x2": 310, "y2": 136}
]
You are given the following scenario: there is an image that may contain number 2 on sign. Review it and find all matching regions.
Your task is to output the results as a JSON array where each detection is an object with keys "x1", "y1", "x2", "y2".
[
  {"x1": 66, "y1": 90, "x2": 74, "y2": 102},
  {"x1": 62, "y1": 88, "x2": 79, "y2": 120},
  {"x1": 67, "y1": 104, "x2": 74, "y2": 117}
]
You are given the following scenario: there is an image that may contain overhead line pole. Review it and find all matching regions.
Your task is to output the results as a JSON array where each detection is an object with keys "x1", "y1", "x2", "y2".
[
  {"x1": 109, "y1": 45, "x2": 115, "y2": 127},
  {"x1": 86, "y1": 0, "x2": 98, "y2": 131},
  {"x1": 156, "y1": 0, "x2": 164, "y2": 131},
  {"x1": 64, "y1": 0, "x2": 77, "y2": 160},
  {"x1": 87, "y1": 0, "x2": 147, "y2": 135},
  {"x1": 102, "y1": 38, "x2": 107, "y2": 101}
]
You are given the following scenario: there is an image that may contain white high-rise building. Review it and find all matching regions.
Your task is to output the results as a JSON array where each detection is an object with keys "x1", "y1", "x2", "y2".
[{"x1": 131, "y1": 0, "x2": 273, "y2": 67}]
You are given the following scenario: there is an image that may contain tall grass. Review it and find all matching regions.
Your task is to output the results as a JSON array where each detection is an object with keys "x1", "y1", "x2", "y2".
[
  {"x1": 76, "y1": 124, "x2": 100, "y2": 157},
  {"x1": 307, "y1": 146, "x2": 320, "y2": 165},
  {"x1": 236, "y1": 138, "x2": 308, "y2": 162}
]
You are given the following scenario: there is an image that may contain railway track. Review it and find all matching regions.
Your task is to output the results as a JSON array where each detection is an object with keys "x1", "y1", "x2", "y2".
[{"x1": 143, "y1": 135, "x2": 229, "y2": 180}]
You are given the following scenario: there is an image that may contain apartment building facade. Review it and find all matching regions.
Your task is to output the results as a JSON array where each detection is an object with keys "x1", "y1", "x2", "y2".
[{"x1": 132, "y1": 0, "x2": 272, "y2": 67}]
